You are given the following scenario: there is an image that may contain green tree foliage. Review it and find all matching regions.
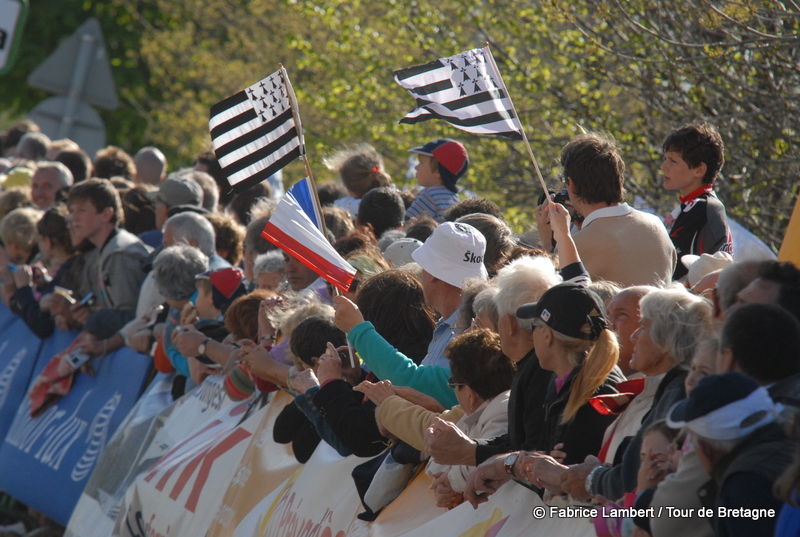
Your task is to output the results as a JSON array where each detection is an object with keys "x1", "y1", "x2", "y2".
[{"x1": 6, "y1": 0, "x2": 797, "y2": 248}]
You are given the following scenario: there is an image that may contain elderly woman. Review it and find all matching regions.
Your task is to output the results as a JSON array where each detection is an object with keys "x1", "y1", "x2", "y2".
[
  {"x1": 557, "y1": 288, "x2": 714, "y2": 503},
  {"x1": 152, "y1": 244, "x2": 209, "y2": 379},
  {"x1": 359, "y1": 329, "x2": 515, "y2": 508}
]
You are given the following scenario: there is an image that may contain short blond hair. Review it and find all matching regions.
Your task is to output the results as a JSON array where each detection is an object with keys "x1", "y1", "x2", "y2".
[{"x1": 0, "y1": 206, "x2": 41, "y2": 249}]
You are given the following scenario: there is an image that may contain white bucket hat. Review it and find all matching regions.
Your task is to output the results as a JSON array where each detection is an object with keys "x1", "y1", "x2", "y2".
[{"x1": 411, "y1": 222, "x2": 488, "y2": 287}]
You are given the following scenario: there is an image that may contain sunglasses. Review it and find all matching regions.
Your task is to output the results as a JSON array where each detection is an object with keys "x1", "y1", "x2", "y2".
[{"x1": 447, "y1": 376, "x2": 466, "y2": 389}]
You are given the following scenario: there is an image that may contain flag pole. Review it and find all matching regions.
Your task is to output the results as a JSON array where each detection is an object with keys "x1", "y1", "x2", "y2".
[
  {"x1": 483, "y1": 45, "x2": 552, "y2": 205},
  {"x1": 279, "y1": 64, "x2": 330, "y2": 239},
  {"x1": 280, "y1": 64, "x2": 356, "y2": 368}
]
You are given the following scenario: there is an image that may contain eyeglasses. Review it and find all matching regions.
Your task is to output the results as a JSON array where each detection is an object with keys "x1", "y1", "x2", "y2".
[{"x1": 447, "y1": 376, "x2": 466, "y2": 389}]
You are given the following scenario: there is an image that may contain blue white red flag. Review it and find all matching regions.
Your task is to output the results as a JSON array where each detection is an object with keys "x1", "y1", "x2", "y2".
[
  {"x1": 261, "y1": 178, "x2": 356, "y2": 293},
  {"x1": 286, "y1": 177, "x2": 323, "y2": 231}
]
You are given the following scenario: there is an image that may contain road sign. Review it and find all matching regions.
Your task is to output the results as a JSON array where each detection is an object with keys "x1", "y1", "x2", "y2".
[
  {"x1": 27, "y1": 17, "x2": 118, "y2": 110},
  {"x1": 0, "y1": 0, "x2": 28, "y2": 75},
  {"x1": 29, "y1": 96, "x2": 106, "y2": 157}
]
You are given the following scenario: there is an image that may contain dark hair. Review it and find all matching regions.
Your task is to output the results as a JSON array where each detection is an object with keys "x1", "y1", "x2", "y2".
[
  {"x1": 228, "y1": 181, "x2": 273, "y2": 225},
  {"x1": 356, "y1": 270, "x2": 436, "y2": 361},
  {"x1": 398, "y1": 189, "x2": 416, "y2": 210},
  {"x1": 323, "y1": 206, "x2": 354, "y2": 241},
  {"x1": 357, "y1": 186, "x2": 404, "y2": 239},
  {"x1": 68, "y1": 178, "x2": 123, "y2": 226},
  {"x1": 245, "y1": 215, "x2": 277, "y2": 255},
  {"x1": 317, "y1": 181, "x2": 348, "y2": 206},
  {"x1": 758, "y1": 261, "x2": 800, "y2": 322},
  {"x1": 404, "y1": 214, "x2": 438, "y2": 243},
  {"x1": 456, "y1": 213, "x2": 516, "y2": 277},
  {"x1": 122, "y1": 185, "x2": 157, "y2": 235},
  {"x1": 290, "y1": 314, "x2": 346, "y2": 367},
  {"x1": 325, "y1": 144, "x2": 392, "y2": 198},
  {"x1": 721, "y1": 303, "x2": 800, "y2": 384},
  {"x1": 205, "y1": 212, "x2": 245, "y2": 267},
  {"x1": 3, "y1": 120, "x2": 39, "y2": 152},
  {"x1": 225, "y1": 289, "x2": 277, "y2": 341},
  {"x1": 561, "y1": 133, "x2": 625, "y2": 205},
  {"x1": 37, "y1": 203, "x2": 75, "y2": 254},
  {"x1": 94, "y1": 146, "x2": 136, "y2": 181},
  {"x1": 55, "y1": 149, "x2": 92, "y2": 183},
  {"x1": 333, "y1": 230, "x2": 377, "y2": 258},
  {"x1": 193, "y1": 149, "x2": 231, "y2": 205},
  {"x1": 662, "y1": 123, "x2": 724, "y2": 184},
  {"x1": 443, "y1": 197, "x2": 505, "y2": 222},
  {"x1": 447, "y1": 329, "x2": 515, "y2": 401}
]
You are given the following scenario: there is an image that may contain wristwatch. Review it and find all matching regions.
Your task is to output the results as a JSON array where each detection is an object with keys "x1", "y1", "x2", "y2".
[
  {"x1": 503, "y1": 452, "x2": 519, "y2": 478},
  {"x1": 197, "y1": 337, "x2": 211, "y2": 357}
]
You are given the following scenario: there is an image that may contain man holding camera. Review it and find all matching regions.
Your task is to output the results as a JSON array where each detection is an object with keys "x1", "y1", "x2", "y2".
[{"x1": 540, "y1": 133, "x2": 675, "y2": 287}]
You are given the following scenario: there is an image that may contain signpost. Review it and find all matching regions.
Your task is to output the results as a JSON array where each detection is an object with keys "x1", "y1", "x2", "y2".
[{"x1": 26, "y1": 17, "x2": 118, "y2": 156}]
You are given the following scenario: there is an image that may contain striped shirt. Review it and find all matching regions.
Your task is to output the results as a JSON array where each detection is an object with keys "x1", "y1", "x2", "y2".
[{"x1": 405, "y1": 185, "x2": 459, "y2": 223}]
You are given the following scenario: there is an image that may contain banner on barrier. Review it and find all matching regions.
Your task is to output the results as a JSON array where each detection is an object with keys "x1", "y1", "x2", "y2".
[
  {"x1": 65, "y1": 373, "x2": 178, "y2": 537},
  {"x1": 0, "y1": 318, "x2": 44, "y2": 442},
  {"x1": 232, "y1": 441, "x2": 363, "y2": 537},
  {"x1": 207, "y1": 389, "x2": 300, "y2": 536},
  {"x1": 67, "y1": 374, "x2": 244, "y2": 537},
  {"x1": 0, "y1": 345, "x2": 152, "y2": 526},
  {"x1": 114, "y1": 396, "x2": 267, "y2": 537}
]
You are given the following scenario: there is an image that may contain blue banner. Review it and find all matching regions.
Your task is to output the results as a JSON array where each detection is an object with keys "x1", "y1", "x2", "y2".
[
  {"x1": 0, "y1": 343, "x2": 152, "y2": 525},
  {"x1": 0, "y1": 317, "x2": 42, "y2": 443}
]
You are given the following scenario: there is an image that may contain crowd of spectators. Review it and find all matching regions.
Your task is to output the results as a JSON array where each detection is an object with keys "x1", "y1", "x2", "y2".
[{"x1": 0, "y1": 118, "x2": 798, "y2": 537}]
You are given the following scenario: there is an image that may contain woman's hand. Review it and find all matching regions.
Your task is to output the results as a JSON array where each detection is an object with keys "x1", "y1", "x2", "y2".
[
  {"x1": 333, "y1": 295, "x2": 364, "y2": 334},
  {"x1": 430, "y1": 472, "x2": 463, "y2": 509},
  {"x1": 354, "y1": 380, "x2": 397, "y2": 406}
]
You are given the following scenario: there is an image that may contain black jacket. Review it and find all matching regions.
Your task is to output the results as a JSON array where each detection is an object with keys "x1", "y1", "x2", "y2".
[
  {"x1": 314, "y1": 379, "x2": 389, "y2": 458},
  {"x1": 475, "y1": 347, "x2": 553, "y2": 464},
  {"x1": 539, "y1": 365, "x2": 625, "y2": 465}
]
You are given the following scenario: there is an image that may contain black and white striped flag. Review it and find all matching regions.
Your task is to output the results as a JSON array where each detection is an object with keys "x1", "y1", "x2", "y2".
[
  {"x1": 394, "y1": 47, "x2": 523, "y2": 140},
  {"x1": 209, "y1": 68, "x2": 303, "y2": 193}
]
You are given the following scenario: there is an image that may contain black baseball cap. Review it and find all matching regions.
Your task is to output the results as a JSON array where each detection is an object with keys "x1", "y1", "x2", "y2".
[{"x1": 516, "y1": 282, "x2": 607, "y2": 341}]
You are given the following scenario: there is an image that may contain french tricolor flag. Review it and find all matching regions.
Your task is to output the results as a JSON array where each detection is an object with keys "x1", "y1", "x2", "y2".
[{"x1": 261, "y1": 177, "x2": 356, "y2": 293}]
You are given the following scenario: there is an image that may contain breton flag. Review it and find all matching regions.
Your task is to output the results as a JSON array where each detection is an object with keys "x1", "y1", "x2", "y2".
[
  {"x1": 394, "y1": 46, "x2": 523, "y2": 140},
  {"x1": 261, "y1": 178, "x2": 356, "y2": 293},
  {"x1": 209, "y1": 68, "x2": 302, "y2": 193}
]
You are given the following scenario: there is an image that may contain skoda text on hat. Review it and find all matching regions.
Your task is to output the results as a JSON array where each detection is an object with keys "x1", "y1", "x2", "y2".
[{"x1": 411, "y1": 222, "x2": 488, "y2": 288}]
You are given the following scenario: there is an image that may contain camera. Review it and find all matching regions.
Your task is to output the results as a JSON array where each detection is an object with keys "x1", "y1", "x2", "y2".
[{"x1": 537, "y1": 188, "x2": 570, "y2": 208}]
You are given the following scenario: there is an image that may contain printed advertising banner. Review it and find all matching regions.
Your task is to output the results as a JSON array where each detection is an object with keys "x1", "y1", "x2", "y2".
[{"x1": 0, "y1": 345, "x2": 152, "y2": 525}]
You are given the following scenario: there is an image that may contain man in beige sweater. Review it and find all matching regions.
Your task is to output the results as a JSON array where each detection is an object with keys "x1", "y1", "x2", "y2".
[{"x1": 556, "y1": 133, "x2": 676, "y2": 287}]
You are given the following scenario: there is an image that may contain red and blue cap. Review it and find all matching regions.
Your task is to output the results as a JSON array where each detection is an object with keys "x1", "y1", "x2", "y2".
[{"x1": 409, "y1": 138, "x2": 469, "y2": 193}]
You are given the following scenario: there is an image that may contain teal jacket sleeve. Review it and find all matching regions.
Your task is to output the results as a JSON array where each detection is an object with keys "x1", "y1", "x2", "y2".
[
  {"x1": 348, "y1": 321, "x2": 457, "y2": 408},
  {"x1": 167, "y1": 343, "x2": 191, "y2": 378}
]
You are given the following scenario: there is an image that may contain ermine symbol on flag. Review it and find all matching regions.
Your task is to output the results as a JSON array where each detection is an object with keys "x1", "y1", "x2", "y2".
[
  {"x1": 394, "y1": 47, "x2": 523, "y2": 140},
  {"x1": 209, "y1": 69, "x2": 301, "y2": 193}
]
